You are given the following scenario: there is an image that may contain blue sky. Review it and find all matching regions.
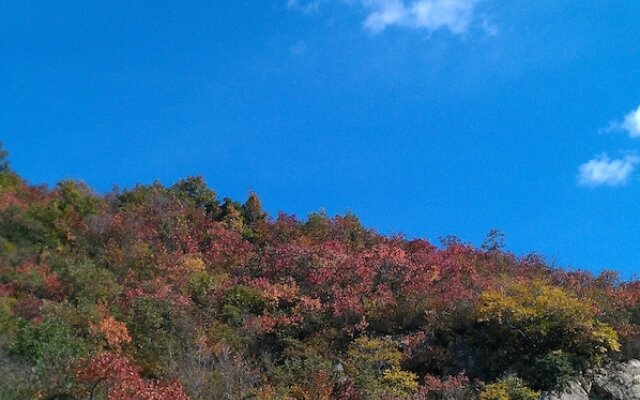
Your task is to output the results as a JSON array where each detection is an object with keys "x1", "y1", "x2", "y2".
[{"x1": 2, "y1": 1, "x2": 640, "y2": 276}]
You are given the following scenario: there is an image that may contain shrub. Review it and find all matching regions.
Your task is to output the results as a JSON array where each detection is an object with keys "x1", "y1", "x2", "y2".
[
  {"x1": 479, "y1": 376, "x2": 539, "y2": 400},
  {"x1": 472, "y1": 281, "x2": 620, "y2": 390},
  {"x1": 11, "y1": 318, "x2": 88, "y2": 396},
  {"x1": 61, "y1": 262, "x2": 121, "y2": 304},
  {"x1": 220, "y1": 285, "x2": 266, "y2": 326},
  {"x1": 344, "y1": 336, "x2": 418, "y2": 399}
]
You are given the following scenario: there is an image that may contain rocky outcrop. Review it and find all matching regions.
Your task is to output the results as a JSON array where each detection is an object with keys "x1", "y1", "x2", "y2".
[
  {"x1": 541, "y1": 380, "x2": 590, "y2": 400},
  {"x1": 541, "y1": 360, "x2": 640, "y2": 400}
]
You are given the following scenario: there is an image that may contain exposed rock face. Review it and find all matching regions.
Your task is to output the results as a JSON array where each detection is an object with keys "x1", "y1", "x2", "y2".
[
  {"x1": 541, "y1": 381, "x2": 590, "y2": 400},
  {"x1": 541, "y1": 360, "x2": 640, "y2": 400}
]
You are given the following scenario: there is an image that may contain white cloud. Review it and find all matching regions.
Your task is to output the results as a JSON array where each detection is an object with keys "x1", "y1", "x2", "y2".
[
  {"x1": 602, "y1": 105, "x2": 640, "y2": 138},
  {"x1": 288, "y1": 0, "x2": 489, "y2": 36},
  {"x1": 622, "y1": 105, "x2": 640, "y2": 138},
  {"x1": 577, "y1": 153, "x2": 639, "y2": 187},
  {"x1": 363, "y1": 0, "x2": 481, "y2": 34}
]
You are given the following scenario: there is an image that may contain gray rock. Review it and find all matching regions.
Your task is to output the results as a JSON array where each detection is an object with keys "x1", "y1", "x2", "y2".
[
  {"x1": 540, "y1": 360, "x2": 640, "y2": 400},
  {"x1": 591, "y1": 359, "x2": 640, "y2": 399},
  {"x1": 540, "y1": 381, "x2": 589, "y2": 400}
]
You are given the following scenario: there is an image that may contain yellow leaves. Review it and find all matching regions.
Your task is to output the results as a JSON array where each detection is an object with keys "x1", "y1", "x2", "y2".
[
  {"x1": 479, "y1": 376, "x2": 539, "y2": 400},
  {"x1": 181, "y1": 255, "x2": 206, "y2": 274},
  {"x1": 477, "y1": 281, "x2": 595, "y2": 334},
  {"x1": 477, "y1": 281, "x2": 589, "y2": 326},
  {"x1": 345, "y1": 336, "x2": 403, "y2": 371},
  {"x1": 592, "y1": 321, "x2": 621, "y2": 353},
  {"x1": 475, "y1": 280, "x2": 621, "y2": 368},
  {"x1": 344, "y1": 336, "x2": 419, "y2": 398},
  {"x1": 380, "y1": 367, "x2": 419, "y2": 397}
]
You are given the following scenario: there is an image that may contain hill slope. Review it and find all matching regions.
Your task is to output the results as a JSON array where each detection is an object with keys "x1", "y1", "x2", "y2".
[{"x1": 0, "y1": 145, "x2": 637, "y2": 400}]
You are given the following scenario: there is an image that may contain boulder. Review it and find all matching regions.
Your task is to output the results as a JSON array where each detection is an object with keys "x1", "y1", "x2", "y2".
[
  {"x1": 591, "y1": 359, "x2": 640, "y2": 399},
  {"x1": 541, "y1": 360, "x2": 640, "y2": 400},
  {"x1": 540, "y1": 380, "x2": 589, "y2": 400}
]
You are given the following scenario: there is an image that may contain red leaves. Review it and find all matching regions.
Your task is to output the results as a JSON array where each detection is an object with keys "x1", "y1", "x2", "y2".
[
  {"x1": 421, "y1": 373, "x2": 470, "y2": 398},
  {"x1": 0, "y1": 282, "x2": 15, "y2": 297},
  {"x1": 6, "y1": 174, "x2": 640, "y2": 398},
  {"x1": 77, "y1": 352, "x2": 189, "y2": 400},
  {"x1": 14, "y1": 295, "x2": 44, "y2": 322},
  {"x1": 202, "y1": 222, "x2": 254, "y2": 269},
  {"x1": 246, "y1": 278, "x2": 322, "y2": 335},
  {"x1": 13, "y1": 262, "x2": 63, "y2": 299}
]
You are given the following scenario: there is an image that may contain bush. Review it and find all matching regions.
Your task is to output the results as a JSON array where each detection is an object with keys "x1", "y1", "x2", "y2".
[
  {"x1": 472, "y1": 281, "x2": 620, "y2": 390},
  {"x1": 127, "y1": 297, "x2": 174, "y2": 376},
  {"x1": 479, "y1": 376, "x2": 539, "y2": 400},
  {"x1": 531, "y1": 350, "x2": 574, "y2": 391},
  {"x1": 61, "y1": 262, "x2": 121, "y2": 305},
  {"x1": 344, "y1": 336, "x2": 418, "y2": 399},
  {"x1": 220, "y1": 285, "x2": 266, "y2": 326},
  {"x1": 10, "y1": 318, "x2": 87, "y2": 396}
]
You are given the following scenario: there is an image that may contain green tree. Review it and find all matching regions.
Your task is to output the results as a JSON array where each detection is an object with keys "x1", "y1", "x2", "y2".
[
  {"x1": 243, "y1": 192, "x2": 266, "y2": 225},
  {"x1": 344, "y1": 336, "x2": 419, "y2": 399},
  {"x1": 0, "y1": 142, "x2": 21, "y2": 190},
  {"x1": 11, "y1": 318, "x2": 88, "y2": 396},
  {"x1": 220, "y1": 285, "x2": 266, "y2": 326},
  {"x1": 55, "y1": 180, "x2": 101, "y2": 218},
  {"x1": 220, "y1": 198, "x2": 245, "y2": 233},
  {"x1": 61, "y1": 262, "x2": 121, "y2": 305},
  {"x1": 171, "y1": 176, "x2": 219, "y2": 216},
  {"x1": 241, "y1": 192, "x2": 267, "y2": 241},
  {"x1": 127, "y1": 297, "x2": 175, "y2": 377},
  {"x1": 479, "y1": 376, "x2": 539, "y2": 400}
]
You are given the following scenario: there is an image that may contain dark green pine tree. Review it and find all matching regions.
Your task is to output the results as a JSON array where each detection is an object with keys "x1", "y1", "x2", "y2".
[{"x1": 243, "y1": 192, "x2": 266, "y2": 226}]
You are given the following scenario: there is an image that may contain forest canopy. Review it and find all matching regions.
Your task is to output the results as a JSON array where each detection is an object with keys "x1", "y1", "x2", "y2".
[{"x1": 0, "y1": 143, "x2": 638, "y2": 400}]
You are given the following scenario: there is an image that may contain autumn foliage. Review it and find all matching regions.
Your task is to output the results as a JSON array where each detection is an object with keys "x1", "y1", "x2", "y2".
[
  {"x1": 0, "y1": 143, "x2": 637, "y2": 399},
  {"x1": 76, "y1": 352, "x2": 189, "y2": 400}
]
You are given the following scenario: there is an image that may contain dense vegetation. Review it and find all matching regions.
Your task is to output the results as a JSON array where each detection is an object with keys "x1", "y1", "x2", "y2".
[{"x1": 0, "y1": 143, "x2": 638, "y2": 399}]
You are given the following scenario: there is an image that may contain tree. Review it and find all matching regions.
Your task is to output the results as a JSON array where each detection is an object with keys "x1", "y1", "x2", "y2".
[
  {"x1": 479, "y1": 376, "x2": 539, "y2": 400},
  {"x1": 243, "y1": 192, "x2": 266, "y2": 226},
  {"x1": 472, "y1": 281, "x2": 620, "y2": 390},
  {"x1": 480, "y1": 229, "x2": 505, "y2": 252},
  {"x1": 220, "y1": 198, "x2": 245, "y2": 233},
  {"x1": 11, "y1": 318, "x2": 88, "y2": 397},
  {"x1": 0, "y1": 142, "x2": 21, "y2": 190},
  {"x1": 61, "y1": 262, "x2": 121, "y2": 305},
  {"x1": 220, "y1": 285, "x2": 266, "y2": 326},
  {"x1": 76, "y1": 351, "x2": 189, "y2": 400},
  {"x1": 344, "y1": 336, "x2": 419, "y2": 399},
  {"x1": 0, "y1": 142, "x2": 9, "y2": 173},
  {"x1": 171, "y1": 176, "x2": 219, "y2": 216}
]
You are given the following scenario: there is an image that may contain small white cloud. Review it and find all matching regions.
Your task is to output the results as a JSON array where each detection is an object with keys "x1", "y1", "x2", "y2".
[
  {"x1": 622, "y1": 105, "x2": 640, "y2": 138},
  {"x1": 364, "y1": 0, "x2": 482, "y2": 34},
  {"x1": 288, "y1": 0, "x2": 489, "y2": 36},
  {"x1": 601, "y1": 105, "x2": 640, "y2": 138},
  {"x1": 362, "y1": 0, "x2": 407, "y2": 33},
  {"x1": 577, "y1": 153, "x2": 639, "y2": 187}
]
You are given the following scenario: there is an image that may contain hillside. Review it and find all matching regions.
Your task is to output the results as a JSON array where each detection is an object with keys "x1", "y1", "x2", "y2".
[{"x1": 0, "y1": 144, "x2": 638, "y2": 400}]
